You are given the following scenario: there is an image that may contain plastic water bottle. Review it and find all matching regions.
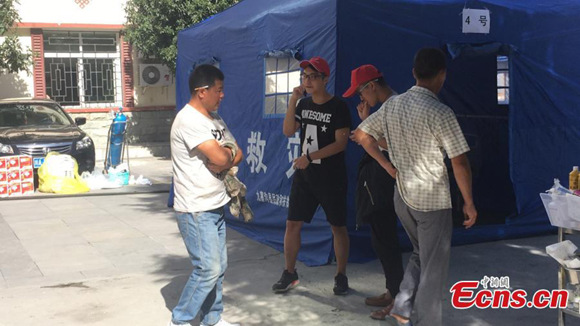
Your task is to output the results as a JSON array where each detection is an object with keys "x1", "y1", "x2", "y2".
[{"x1": 570, "y1": 166, "x2": 579, "y2": 191}]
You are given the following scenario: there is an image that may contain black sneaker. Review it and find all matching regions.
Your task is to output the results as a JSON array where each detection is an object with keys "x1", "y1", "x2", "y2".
[
  {"x1": 333, "y1": 273, "x2": 349, "y2": 295},
  {"x1": 272, "y1": 269, "x2": 299, "y2": 293}
]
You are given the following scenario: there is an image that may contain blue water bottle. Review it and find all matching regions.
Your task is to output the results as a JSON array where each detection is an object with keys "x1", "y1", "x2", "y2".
[{"x1": 108, "y1": 107, "x2": 127, "y2": 167}]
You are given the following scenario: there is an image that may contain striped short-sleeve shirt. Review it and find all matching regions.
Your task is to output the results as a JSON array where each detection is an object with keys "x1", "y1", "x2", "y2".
[{"x1": 358, "y1": 86, "x2": 469, "y2": 211}]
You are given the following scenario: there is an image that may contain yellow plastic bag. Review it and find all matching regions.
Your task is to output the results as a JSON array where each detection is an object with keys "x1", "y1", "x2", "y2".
[{"x1": 38, "y1": 152, "x2": 90, "y2": 194}]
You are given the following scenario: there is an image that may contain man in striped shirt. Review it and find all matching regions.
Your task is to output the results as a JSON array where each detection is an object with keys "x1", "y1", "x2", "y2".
[{"x1": 351, "y1": 48, "x2": 477, "y2": 326}]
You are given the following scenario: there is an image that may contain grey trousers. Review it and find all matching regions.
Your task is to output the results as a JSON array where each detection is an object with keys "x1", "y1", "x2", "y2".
[{"x1": 390, "y1": 187, "x2": 452, "y2": 326}]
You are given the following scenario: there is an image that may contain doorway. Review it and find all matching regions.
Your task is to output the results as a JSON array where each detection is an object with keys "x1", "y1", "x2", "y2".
[{"x1": 440, "y1": 45, "x2": 517, "y2": 226}]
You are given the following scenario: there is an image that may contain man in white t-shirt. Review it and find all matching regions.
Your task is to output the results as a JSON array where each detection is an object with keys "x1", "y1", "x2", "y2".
[{"x1": 169, "y1": 64, "x2": 242, "y2": 326}]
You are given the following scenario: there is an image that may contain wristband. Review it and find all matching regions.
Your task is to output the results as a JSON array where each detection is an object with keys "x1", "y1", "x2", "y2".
[
  {"x1": 222, "y1": 142, "x2": 237, "y2": 161},
  {"x1": 306, "y1": 152, "x2": 313, "y2": 163}
]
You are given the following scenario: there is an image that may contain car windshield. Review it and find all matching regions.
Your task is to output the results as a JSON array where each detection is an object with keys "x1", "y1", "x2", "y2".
[{"x1": 0, "y1": 103, "x2": 72, "y2": 128}]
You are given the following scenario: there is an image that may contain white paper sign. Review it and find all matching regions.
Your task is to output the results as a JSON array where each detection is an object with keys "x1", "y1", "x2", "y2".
[{"x1": 462, "y1": 9, "x2": 490, "y2": 34}]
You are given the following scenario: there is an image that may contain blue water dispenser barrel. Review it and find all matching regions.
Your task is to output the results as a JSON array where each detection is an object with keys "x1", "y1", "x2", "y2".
[{"x1": 108, "y1": 107, "x2": 127, "y2": 167}]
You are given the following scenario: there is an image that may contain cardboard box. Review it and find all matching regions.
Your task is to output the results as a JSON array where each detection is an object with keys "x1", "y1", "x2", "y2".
[
  {"x1": 20, "y1": 155, "x2": 32, "y2": 168},
  {"x1": 0, "y1": 155, "x2": 39, "y2": 197},
  {"x1": 0, "y1": 183, "x2": 7, "y2": 198},
  {"x1": 21, "y1": 181, "x2": 34, "y2": 196},
  {"x1": 8, "y1": 182, "x2": 21, "y2": 197},
  {"x1": 7, "y1": 170, "x2": 20, "y2": 183},
  {"x1": 7, "y1": 156, "x2": 20, "y2": 170},
  {"x1": 20, "y1": 168, "x2": 34, "y2": 181}
]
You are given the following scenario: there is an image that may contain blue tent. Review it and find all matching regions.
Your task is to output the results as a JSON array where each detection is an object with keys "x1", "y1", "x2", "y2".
[{"x1": 175, "y1": 0, "x2": 580, "y2": 266}]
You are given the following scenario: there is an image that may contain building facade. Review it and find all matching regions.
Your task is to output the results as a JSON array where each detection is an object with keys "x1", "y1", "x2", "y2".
[{"x1": 0, "y1": 0, "x2": 174, "y2": 160}]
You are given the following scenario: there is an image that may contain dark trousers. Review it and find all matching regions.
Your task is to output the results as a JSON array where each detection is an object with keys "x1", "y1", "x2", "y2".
[
  {"x1": 369, "y1": 194, "x2": 404, "y2": 297},
  {"x1": 356, "y1": 153, "x2": 404, "y2": 297}
]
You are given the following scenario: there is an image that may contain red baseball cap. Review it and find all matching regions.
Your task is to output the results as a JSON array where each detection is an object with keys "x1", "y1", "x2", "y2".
[
  {"x1": 300, "y1": 56, "x2": 330, "y2": 77},
  {"x1": 342, "y1": 64, "x2": 383, "y2": 98}
]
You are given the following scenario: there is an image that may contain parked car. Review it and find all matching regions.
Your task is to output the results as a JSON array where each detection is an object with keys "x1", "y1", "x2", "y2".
[{"x1": 0, "y1": 98, "x2": 95, "y2": 181}]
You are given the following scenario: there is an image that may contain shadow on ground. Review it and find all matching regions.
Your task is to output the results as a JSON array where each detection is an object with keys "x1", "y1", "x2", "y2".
[{"x1": 116, "y1": 193, "x2": 563, "y2": 326}]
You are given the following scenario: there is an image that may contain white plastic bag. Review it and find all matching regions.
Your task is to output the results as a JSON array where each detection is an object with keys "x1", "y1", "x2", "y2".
[
  {"x1": 81, "y1": 170, "x2": 122, "y2": 190},
  {"x1": 546, "y1": 240, "x2": 580, "y2": 268}
]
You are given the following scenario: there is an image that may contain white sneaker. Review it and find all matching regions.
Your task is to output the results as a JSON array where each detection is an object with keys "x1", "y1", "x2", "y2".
[
  {"x1": 168, "y1": 321, "x2": 190, "y2": 326},
  {"x1": 201, "y1": 319, "x2": 241, "y2": 326}
]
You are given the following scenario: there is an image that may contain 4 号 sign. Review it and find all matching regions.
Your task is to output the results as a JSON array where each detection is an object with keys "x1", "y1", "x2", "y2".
[{"x1": 463, "y1": 8, "x2": 490, "y2": 34}]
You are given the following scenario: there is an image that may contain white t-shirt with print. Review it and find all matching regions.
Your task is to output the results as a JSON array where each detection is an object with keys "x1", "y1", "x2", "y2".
[{"x1": 170, "y1": 104, "x2": 235, "y2": 213}]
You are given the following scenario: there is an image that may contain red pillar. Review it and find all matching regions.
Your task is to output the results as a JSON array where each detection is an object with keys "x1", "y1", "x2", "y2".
[
  {"x1": 30, "y1": 29, "x2": 46, "y2": 99},
  {"x1": 120, "y1": 35, "x2": 134, "y2": 108}
]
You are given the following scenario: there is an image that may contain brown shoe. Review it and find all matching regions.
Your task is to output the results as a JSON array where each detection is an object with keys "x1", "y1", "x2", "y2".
[
  {"x1": 370, "y1": 302, "x2": 395, "y2": 320},
  {"x1": 365, "y1": 292, "x2": 393, "y2": 307}
]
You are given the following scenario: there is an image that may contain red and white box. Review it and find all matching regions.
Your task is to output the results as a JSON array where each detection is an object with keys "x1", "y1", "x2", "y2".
[
  {"x1": 20, "y1": 155, "x2": 32, "y2": 168},
  {"x1": 7, "y1": 170, "x2": 21, "y2": 183},
  {"x1": 8, "y1": 182, "x2": 21, "y2": 197},
  {"x1": 20, "y1": 168, "x2": 34, "y2": 181},
  {"x1": 21, "y1": 181, "x2": 34, "y2": 196},
  {"x1": 0, "y1": 183, "x2": 7, "y2": 198},
  {"x1": 0, "y1": 155, "x2": 37, "y2": 197},
  {"x1": 7, "y1": 156, "x2": 20, "y2": 170}
]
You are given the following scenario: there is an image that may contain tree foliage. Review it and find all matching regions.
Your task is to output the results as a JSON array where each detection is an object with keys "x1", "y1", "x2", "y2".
[
  {"x1": 0, "y1": 0, "x2": 32, "y2": 75},
  {"x1": 124, "y1": 0, "x2": 239, "y2": 72}
]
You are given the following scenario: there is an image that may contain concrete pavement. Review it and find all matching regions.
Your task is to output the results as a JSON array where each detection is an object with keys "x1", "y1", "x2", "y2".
[{"x1": 0, "y1": 160, "x2": 569, "y2": 325}]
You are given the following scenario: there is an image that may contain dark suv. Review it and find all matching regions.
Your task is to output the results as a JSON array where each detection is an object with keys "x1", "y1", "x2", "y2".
[{"x1": 0, "y1": 98, "x2": 95, "y2": 175}]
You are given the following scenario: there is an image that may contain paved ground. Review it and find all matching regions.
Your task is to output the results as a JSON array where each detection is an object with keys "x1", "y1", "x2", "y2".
[{"x1": 0, "y1": 158, "x2": 571, "y2": 325}]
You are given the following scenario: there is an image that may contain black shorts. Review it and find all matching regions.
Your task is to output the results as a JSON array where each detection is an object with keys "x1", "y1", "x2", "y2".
[{"x1": 288, "y1": 169, "x2": 347, "y2": 227}]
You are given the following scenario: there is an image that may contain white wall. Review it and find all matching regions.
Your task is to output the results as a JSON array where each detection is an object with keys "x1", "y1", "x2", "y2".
[
  {"x1": 0, "y1": 31, "x2": 34, "y2": 99},
  {"x1": 17, "y1": 0, "x2": 127, "y2": 25},
  {"x1": 133, "y1": 85, "x2": 176, "y2": 107}
]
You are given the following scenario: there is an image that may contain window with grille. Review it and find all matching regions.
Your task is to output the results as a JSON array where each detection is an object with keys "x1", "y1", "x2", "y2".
[
  {"x1": 497, "y1": 56, "x2": 509, "y2": 105},
  {"x1": 264, "y1": 56, "x2": 301, "y2": 117},
  {"x1": 43, "y1": 31, "x2": 122, "y2": 108}
]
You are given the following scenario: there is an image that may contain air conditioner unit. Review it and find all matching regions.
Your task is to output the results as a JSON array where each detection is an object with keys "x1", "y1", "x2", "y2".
[{"x1": 139, "y1": 64, "x2": 172, "y2": 87}]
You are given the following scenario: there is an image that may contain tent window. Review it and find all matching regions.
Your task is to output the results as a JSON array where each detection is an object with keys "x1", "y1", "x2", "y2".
[
  {"x1": 264, "y1": 56, "x2": 301, "y2": 117},
  {"x1": 497, "y1": 56, "x2": 509, "y2": 105}
]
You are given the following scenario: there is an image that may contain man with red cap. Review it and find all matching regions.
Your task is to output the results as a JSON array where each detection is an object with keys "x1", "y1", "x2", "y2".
[
  {"x1": 351, "y1": 48, "x2": 477, "y2": 326},
  {"x1": 273, "y1": 56, "x2": 352, "y2": 295},
  {"x1": 343, "y1": 64, "x2": 404, "y2": 320}
]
